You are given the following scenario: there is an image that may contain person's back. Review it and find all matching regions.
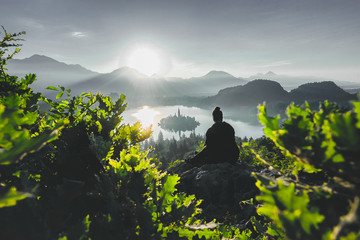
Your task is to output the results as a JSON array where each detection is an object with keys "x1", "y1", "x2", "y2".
[
  {"x1": 205, "y1": 121, "x2": 239, "y2": 163},
  {"x1": 188, "y1": 107, "x2": 239, "y2": 165}
]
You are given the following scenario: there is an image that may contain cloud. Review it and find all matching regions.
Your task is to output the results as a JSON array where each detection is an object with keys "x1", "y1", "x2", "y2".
[
  {"x1": 71, "y1": 31, "x2": 86, "y2": 38},
  {"x1": 258, "y1": 60, "x2": 292, "y2": 68},
  {"x1": 17, "y1": 17, "x2": 45, "y2": 30}
]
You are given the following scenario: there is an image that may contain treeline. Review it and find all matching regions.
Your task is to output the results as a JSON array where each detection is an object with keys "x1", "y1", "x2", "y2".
[
  {"x1": 143, "y1": 132, "x2": 204, "y2": 169},
  {"x1": 143, "y1": 131, "x2": 291, "y2": 173}
]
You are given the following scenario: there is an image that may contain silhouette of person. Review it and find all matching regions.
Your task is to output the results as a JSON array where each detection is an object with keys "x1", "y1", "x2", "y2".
[{"x1": 187, "y1": 107, "x2": 239, "y2": 166}]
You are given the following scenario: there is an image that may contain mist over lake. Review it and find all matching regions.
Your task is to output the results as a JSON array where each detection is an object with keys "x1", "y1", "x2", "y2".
[{"x1": 123, "y1": 105, "x2": 264, "y2": 140}]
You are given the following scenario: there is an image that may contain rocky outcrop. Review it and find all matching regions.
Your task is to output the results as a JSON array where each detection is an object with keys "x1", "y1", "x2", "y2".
[{"x1": 170, "y1": 162, "x2": 275, "y2": 222}]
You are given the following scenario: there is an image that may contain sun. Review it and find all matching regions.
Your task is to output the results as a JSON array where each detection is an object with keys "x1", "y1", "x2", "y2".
[
  {"x1": 127, "y1": 46, "x2": 163, "y2": 76},
  {"x1": 125, "y1": 44, "x2": 171, "y2": 76}
]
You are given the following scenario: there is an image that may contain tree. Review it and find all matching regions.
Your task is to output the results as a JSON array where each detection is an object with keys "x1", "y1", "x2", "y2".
[
  {"x1": 169, "y1": 138, "x2": 178, "y2": 158},
  {"x1": 158, "y1": 130, "x2": 164, "y2": 143},
  {"x1": 156, "y1": 131, "x2": 165, "y2": 151}
]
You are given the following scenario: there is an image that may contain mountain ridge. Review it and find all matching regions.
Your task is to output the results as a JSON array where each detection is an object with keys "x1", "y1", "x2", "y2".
[
  {"x1": 11, "y1": 54, "x2": 98, "y2": 74},
  {"x1": 6, "y1": 55, "x2": 360, "y2": 108},
  {"x1": 202, "y1": 70, "x2": 236, "y2": 79},
  {"x1": 207, "y1": 79, "x2": 356, "y2": 108},
  {"x1": 7, "y1": 54, "x2": 99, "y2": 91}
]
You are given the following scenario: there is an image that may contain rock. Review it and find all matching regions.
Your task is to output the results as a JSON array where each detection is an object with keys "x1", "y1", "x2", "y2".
[{"x1": 170, "y1": 162, "x2": 260, "y2": 222}]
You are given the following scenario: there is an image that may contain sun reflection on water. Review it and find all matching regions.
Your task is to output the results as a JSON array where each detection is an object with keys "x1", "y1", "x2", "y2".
[{"x1": 132, "y1": 106, "x2": 160, "y2": 127}]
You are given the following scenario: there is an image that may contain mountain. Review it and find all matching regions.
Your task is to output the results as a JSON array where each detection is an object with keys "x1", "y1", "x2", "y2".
[
  {"x1": 207, "y1": 79, "x2": 289, "y2": 107},
  {"x1": 70, "y1": 69, "x2": 247, "y2": 102},
  {"x1": 7, "y1": 54, "x2": 100, "y2": 90},
  {"x1": 7, "y1": 55, "x2": 248, "y2": 102},
  {"x1": 207, "y1": 79, "x2": 356, "y2": 108},
  {"x1": 247, "y1": 71, "x2": 360, "y2": 90},
  {"x1": 289, "y1": 81, "x2": 356, "y2": 102},
  {"x1": 250, "y1": 71, "x2": 277, "y2": 79},
  {"x1": 9, "y1": 54, "x2": 98, "y2": 75},
  {"x1": 10, "y1": 55, "x2": 356, "y2": 109},
  {"x1": 70, "y1": 66, "x2": 169, "y2": 104},
  {"x1": 109, "y1": 66, "x2": 148, "y2": 79},
  {"x1": 345, "y1": 88, "x2": 360, "y2": 94},
  {"x1": 247, "y1": 71, "x2": 329, "y2": 90},
  {"x1": 186, "y1": 71, "x2": 247, "y2": 96},
  {"x1": 201, "y1": 70, "x2": 237, "y2": 79}
]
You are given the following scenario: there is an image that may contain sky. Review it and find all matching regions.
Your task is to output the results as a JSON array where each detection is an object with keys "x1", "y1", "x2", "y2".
[{"x1": 1, "y1": 0, "x2": 360, "y2": 81}]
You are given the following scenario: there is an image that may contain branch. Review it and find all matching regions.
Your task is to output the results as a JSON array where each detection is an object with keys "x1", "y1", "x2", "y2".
[{"x1": 332, "y1": 196, "x2": 359, "y2": 240}]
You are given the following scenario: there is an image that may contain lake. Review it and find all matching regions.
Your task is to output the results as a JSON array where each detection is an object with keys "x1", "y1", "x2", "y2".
[{"x1": 122, "y1": 105, "x2": 264, "y2": 140}]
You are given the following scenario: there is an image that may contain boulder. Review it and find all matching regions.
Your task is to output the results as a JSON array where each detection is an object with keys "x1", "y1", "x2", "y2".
[{"x1": 170, "y1": 162, "x2": 262, "y2": 222}]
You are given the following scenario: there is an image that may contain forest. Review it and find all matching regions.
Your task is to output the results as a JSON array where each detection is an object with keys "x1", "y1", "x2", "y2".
[{"x1": 1, "y1": 30, "x2": 360, "y2": 240}]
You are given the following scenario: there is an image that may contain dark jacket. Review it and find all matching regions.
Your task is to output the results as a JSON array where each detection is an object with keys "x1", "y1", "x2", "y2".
[{"x1": 204, "y1": 121, "x2": 239, "y2": 163}]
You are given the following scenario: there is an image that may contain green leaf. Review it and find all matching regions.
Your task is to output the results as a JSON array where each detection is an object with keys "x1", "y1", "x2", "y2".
[
  {"x1": 256, "y1": 179, "x2": 324, "y2": 236},
  {"x1": 0, "y1": 187, "x2": 31, "y2": 208},
  {"x1": 163, "y1": 175, "x2": 179, "y2": 194},
  {"x1": 4, "y1": 94, "x2": 23, "y2": 108},
  {"x1": 0, "y1": 129, "x2": 61, "y2": 164},
  {"x1": 329, "y1": 112, "x2": 360, "y2": 149},
  {"x1": 83, "y1": 214, "x2": 91, "y2": 233},
  {"x1": 56, "y1": 91, "x2": 64, "y2": 99},
  {"x1": 353, "y1": 100, "x2": 360, "y2": 129},
  {"x1": 23, "y1": 74, "x2": 36, "y2": 85},
  {"x1": 46, "y1": 86, "x2": 59, "y2": 91},
  {"x1": 258, "y1": 104, "x2": 280, "y2": 140}
]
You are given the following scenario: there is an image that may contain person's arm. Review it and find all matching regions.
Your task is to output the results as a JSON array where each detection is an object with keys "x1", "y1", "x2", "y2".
[{"x1": 205, "y1": 128, "x2": 211, "y2": 146}]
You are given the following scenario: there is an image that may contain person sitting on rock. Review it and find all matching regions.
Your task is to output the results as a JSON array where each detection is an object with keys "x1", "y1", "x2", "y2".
[{"x1": 187, "y1": 107, "x2": 239, "y2": 166}]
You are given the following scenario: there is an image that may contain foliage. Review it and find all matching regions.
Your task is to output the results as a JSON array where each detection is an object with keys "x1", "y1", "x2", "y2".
[
  {"x1": 240, "y1": 136, "x2": 293, "y2": 172},
  {"x1": 0, "y1": 187, "x2": 32, "y2": 208},
  {"x1": 143, "y1": 131, "x2": 204, "y2": 169},
  {"x1": 255, "y1": 101, "x2": 360, "y2": 239},
  {"x1": 0, "y1": 27, "x2": 61, "y2": 209},
  {"x1": 0, "y1": 29, "x2": 250, "y2": 240},
  {"x1": 0, "y1": 26, "x2": 25, "y2": 67}
]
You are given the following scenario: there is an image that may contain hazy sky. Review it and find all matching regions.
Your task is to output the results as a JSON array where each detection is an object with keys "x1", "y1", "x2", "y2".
[{"x1": 2, "y1": 0, "x2": 360, "y2": 81}]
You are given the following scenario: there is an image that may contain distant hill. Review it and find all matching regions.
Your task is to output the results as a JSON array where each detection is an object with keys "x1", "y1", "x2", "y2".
[
  {"x1": 345, "y1": 88, "x2": 360, "y2": 94},
  {"x1": 181, "y1": 71, "x2": 247, "y2": 96},
  {"x1": 248, "y1": 71, "x2": 360, "y2": 90},
  {"x1": 9, "y1": 55, "x2": 97, "y2": 74},
  {"x1": 70, "y1": 67, "x2": 173, "y2": 106},
  {"x1": 207, "y1": 79, "x2": 288, "y2": 107},
  {"x1": 201, "y1": 70, "x2": 235, "y2": 79},
  {"x1": 207, "y1": 79, "x2": 356, "y2": 108},
  {"x1": 7, "y1": 54, "x2": 99, "y2": 91},
  {"x1": 7, "y1": 55, "x2": 247, "y2": 102},
  {"x1": 289, "y1": 81, "x2": 355, "y2": 102},
  {"x1": 249, "y1": 71, "x2": 277, "y2": 79},
  {"x1": 7, "y1": 55, "x2": 357, "y2": 109},
  {"x1": 70, "y1": 69, "x2": 247, "y2": 106}
]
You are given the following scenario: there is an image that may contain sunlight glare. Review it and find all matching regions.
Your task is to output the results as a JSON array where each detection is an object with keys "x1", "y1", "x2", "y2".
[
  {"x1": 127, "y1": 46, "x2": 163, "y2": 76},
  {"x1": 132, "y1": 106, "x2": 160, "y2": 127}
]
